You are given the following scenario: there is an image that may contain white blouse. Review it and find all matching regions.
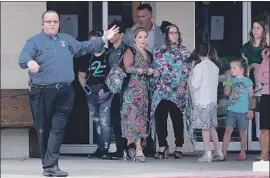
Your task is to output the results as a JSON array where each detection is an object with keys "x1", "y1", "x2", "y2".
[{"x1": 191, "y1": 59, "x2": 219, "y2": 105}]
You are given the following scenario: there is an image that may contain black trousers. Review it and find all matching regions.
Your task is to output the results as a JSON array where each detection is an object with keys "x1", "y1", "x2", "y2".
[
  {"x1": 29, "y1": 85, "x2": 74, "y2": 168},
  {"x1": 110, "y1": 93, "x2": 126, "y2": 152},
  {"x1": 155, "y1": 100, "x2": 184, "y2": 147}
]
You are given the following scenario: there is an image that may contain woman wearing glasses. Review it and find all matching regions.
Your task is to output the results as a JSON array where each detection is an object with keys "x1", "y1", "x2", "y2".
[{"x1": 151, "y1": 21, "x2": 193, "y2": 159}]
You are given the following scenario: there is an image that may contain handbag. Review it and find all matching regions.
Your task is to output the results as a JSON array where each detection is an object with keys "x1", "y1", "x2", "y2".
[
  {"x1": 105, "y1": 46, "x2": 135, "y2": 94},
  {"x1": 249, "y1": 96, "x2": 261, "y2": 112},
  {"x1": 105, "y1": 64, "x2": 127, "y2": 93}
]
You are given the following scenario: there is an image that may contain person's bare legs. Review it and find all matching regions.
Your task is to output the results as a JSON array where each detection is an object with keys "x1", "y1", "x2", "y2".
[
  {"x1": 202, "y1": 129, "x2": 211, "y2": 152},
  {"x1": 198, "y1": 127, "x2": 224, "y2": 162},
  {"x1": 239, "y1": 129, "x2": 247, "y2": 157},
  {"x1": 197, "y1": 129, "x2": 212, "y2": 162},
  {"x1": 260, "y1": 129, "x2": 270, "y2": 161},
  {"x1": 135, "y1": 139, "x2": 144, "y2": 156},
  {"x1": 134, "y1": 139, "x2": 145, "y2": 163},
  {"x1": 210, "y1": 127, "x2": 224, "y2": 161},
  {"x1": 222, "y1": 127, "x2": 234, "y2": 156},
  {"x1": 126, "y1": 139, "x2": 132, "y2": 146},
  {"x1": 255, "y1": 112, "x2": 263, "y2": 160},
  {"x1": 210, "y1": 127, "x2": 221, "y2": 152},
  {"x1": 123, "y1": 139, "x2": 135, "y2": 161}
]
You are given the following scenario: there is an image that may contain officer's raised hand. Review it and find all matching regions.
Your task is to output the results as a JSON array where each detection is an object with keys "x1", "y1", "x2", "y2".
[
  {"x1": 27, "y1": 60, "x2": 40, "y2": 73},
  {"x1": 102, "y1": 25, "x2": 119, "y2": 42}
]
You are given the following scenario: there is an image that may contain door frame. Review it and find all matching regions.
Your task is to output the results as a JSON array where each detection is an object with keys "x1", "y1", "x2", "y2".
[
  {"x1": 60, "y1": 1, "x2": 260, "y2": 154},
  {"x1": 195, "y1": 2, "x2": 260, "y2": 151},
  {"x1": 60, "y1": 1, "x2": 135, "y2": 154},
  {"x1": 60, "y1": 1, "x2": 108, "y2": 154},
  {"x1": 244, "y1": 2, "x2": 261, "y2": 151}
]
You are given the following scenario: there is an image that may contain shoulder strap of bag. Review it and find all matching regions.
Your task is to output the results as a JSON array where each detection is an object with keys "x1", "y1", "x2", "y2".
[
  {"x1": 118, "y1": 45, "x2": 136, "y2": 67},
  {"x1": 85, "y1": 54, "x2": 94, "y2": 81}
]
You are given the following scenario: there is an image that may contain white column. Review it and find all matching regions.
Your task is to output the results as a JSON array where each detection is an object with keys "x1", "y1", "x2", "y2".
[
  {"x1": 242, "y1": 2, "x2": 251, "y2": 45},
  {"x1": 88, "y1": 2, "x2": 92, "y2": 32},
  {"x1": 153, "y1": 2, "x2": 195, "y2": 153},
  {"x1": 102, "y1": 1, "x2": 108, "y2": 47},
  {"x1": 88, "y1": 1, "x2": 94, "y2": 144}
]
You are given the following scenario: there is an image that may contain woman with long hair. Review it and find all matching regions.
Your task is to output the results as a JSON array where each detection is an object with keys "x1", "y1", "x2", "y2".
[
  {"x1": 121, "y1": 25, "x2": 157, "y2": 163},
  {"x1": 241, "y1": 17, "x2": 268, "y2": 93},
  {"x1": 151, "y1": 21, "x2": 193, "y2": 159},
  {"x1": 241, "y1": 16, "x2": 268, "y2": 160}
]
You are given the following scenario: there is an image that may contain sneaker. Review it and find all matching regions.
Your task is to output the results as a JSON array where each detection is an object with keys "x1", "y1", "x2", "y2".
[
  {"x1": 88, "y1": 148, "x2": 102, "y2": 158},
  {"x1": 256, "y1": 152, "x2": 263, "y2": 161},
  {"x1": 43, "y1": 165, "x2": 68, "y2": 177},
  {"x1": 100, "y1": 149, "x2": 110, "y2": 159},
  {"x1": 212, "y1": 150, "x2": 225, "y2": 161},
  {"x1": 198, "y1": 152, "x2": 212, "y2": 163}
]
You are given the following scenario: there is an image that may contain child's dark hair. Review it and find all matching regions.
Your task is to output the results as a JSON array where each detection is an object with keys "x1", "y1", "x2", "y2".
[
  {"x1": 187, "y1": 49, "x2": 201, "y2": 66},
  {"x1": 108, "y1": 20, "x2": 125, "y2": 34},
  {"x1": 197, "y1": 43, "x2": 220, "y2": 68},
  {"x1": 230, "y1": 57, "x2": 249, "y2": 77}
]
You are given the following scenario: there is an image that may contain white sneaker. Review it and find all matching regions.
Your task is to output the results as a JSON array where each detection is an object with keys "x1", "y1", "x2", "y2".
[
  {"x1": 198, "y1": 152, "x2": 212, "y2": 163},
  {"x1": 212, "y1": 150, "x2": 224, "y2": 161},
  {"x1": 256, "y1": 152, "x2": 263, "y2": 161}
]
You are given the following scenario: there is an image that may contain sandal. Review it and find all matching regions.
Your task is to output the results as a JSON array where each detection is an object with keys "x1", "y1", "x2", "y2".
[
  {"x1": 154, "y1": 147, "x2": 169, "y2": 159},
  {"x1": 134, "y1": 155, "x2": 145, "y2": 163},
  {"x1": 134, "y1": 148, "x2": 145, "y2": 163},
  {"x1": 236, "y1": 154, "x2": 246, "y2": 161},
  {"x1": 174, "y1": 151, "x2": 183, "y2": 159},
  {"x1": 123, "y1": 144, "x2": 136, "y2": 161}
]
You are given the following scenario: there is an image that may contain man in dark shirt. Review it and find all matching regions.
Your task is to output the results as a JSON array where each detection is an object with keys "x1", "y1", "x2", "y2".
[
  {"x1": 18, "y1": 10, "x2": 119, "y2": 177},
  {"x1": 106, "y1": 20, "x2": 129, "y2": 159},
  {"x1": 78, "y1": 30, "x2": 112, "y2": 159}
]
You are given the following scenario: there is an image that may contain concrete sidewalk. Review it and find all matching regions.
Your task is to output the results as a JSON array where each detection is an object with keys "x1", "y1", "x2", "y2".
[{"x1": 1, "y1": 154, "x2": 269, "y2": 178}]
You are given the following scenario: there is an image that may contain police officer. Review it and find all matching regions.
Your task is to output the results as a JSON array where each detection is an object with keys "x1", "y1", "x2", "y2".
[{"x1": 18, "y1": 10, "x2": 119, "y2": 177}]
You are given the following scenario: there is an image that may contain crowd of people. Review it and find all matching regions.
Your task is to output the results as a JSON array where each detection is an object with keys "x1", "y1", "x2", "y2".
[{"x1": 18, "y1": 3, "x2": 269, "y2": 177}]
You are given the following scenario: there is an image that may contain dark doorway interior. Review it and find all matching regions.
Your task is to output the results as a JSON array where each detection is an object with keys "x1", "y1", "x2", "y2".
[
  {"x1": 47, "y1": 1, "x2": 90, "y2": 145},
  {"x1": 195, "y1": 1, "x2": 243, "y2": 57},
  {"x1": 195, "y1": 1, "x2": 243, "y2": 144}
]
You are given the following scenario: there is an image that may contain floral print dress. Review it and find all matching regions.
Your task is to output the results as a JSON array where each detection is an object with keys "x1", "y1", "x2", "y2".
[
  {"x1": 150, "y1": 45, "x2": 195, "y2": 146},
  {"x1": 121, "y1": 47, "x2": 152, "y2": 145}
]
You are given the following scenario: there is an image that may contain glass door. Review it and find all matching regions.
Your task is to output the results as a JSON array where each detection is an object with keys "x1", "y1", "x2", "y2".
[
  {"x1": 194, "y1": 1, "x2": 244, "y2": 151},
  {"x1": 248, "y1": 1, "x2": 270, "y2": 151},
  {"x1": 46, "y1": 1, "x2": 103, "y2": 154},
  {"x1": 47, "y1": 1, "x2": 135, "y2": 154}
]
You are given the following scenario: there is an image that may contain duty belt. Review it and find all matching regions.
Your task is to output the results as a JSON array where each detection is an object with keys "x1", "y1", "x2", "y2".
[{"x1": 31, "y1": 82, "x2": 71, "y2": 89}]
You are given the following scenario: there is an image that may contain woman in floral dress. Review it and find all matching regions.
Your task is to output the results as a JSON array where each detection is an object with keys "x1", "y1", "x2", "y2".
[
  {"x1": 150, "y1": 21, "x2": 194, "y2": 159},
  {"x1": 121, "y1": 25, "x2": 158, "y2": 163}
]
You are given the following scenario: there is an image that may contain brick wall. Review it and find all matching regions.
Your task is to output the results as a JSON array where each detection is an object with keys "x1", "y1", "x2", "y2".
[{"x1": 1, "y1": 2, "x2": 46, "y2": 127}]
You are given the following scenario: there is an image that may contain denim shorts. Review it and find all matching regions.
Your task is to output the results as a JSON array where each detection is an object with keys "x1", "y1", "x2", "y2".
[{"x1": 226, "y1": 110, "x2": 249, "y2": 130}]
